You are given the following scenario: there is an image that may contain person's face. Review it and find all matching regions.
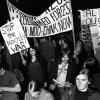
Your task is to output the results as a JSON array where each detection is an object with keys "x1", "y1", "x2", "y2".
[
  {"x1": 76, "y1": 74, "x2": 89, "y2": 92},
  {"x1": 62, "y1": 54, "x2": 69, "y2": 62},
  {"x1": 76, "y1": 42, "x2": 82, "y2": 52},
  {"x1": 60, "y1": 40, "x2": 64, "y2": 45},
  {"x1": 29, "y1": 48, "x2": 36, "y2": 56},
  {"x1": 63, "y1": 43, "x2": 68, "y2": 49}
]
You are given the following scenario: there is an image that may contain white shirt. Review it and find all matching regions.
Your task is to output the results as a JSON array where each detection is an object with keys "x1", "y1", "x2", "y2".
[{"x1": 57, "y1": 63, "x2": 68, "y2": 87}]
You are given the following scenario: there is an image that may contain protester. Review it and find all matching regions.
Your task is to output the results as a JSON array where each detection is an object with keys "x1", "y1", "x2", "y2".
[
  {"x1": 0, "y1": 66, "x2": 21, "y2": 100},
  {"x1": 24, "y1": 80, "x2": 54, "y2": 100},
  {"x1": 49, "y1": 51, "x2": 72, "y2": 100},
  {"x1": 59, "y1": 38, "x2": 70, "y2": 56},
  {"x1": 73, "y1": 40, "x2": 89, "y2": 78},
  {"x1": 62, "y1": 68, "x2": 100, "y2": 100},
  {"x1": 28, "y1": 47, "x2": 44, "y2": 84}
]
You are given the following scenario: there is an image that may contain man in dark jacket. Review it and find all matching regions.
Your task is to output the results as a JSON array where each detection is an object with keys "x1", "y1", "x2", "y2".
[{"x1": 62, "y1": 68, "x2": 100, "y2": 100}]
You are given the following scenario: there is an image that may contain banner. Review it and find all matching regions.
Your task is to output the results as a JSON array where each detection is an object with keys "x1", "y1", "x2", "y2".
[
  {"x1": 0, "y1": 18, "x2": 30, "y2": 55},
  {"x1": 7, "y1": 0, "x2": 73, "y2": 37}
]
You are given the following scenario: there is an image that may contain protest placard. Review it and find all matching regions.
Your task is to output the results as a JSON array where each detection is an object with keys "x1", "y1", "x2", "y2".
[
  {"x1": 7, "y1": 0, "x2": 73, "y2": 37},
  {"x1": 80, "y1": 9, "x2": 100, "y2": 47},
  {"x1": 0, "y1": 18, "x2": 30, "y2": 55},
  {"x1": 80, "y1": 9, "x2": 99, "y2": 26},
  {"x1": 80, "y1": 9, "x2": 100, "y2": 64}
]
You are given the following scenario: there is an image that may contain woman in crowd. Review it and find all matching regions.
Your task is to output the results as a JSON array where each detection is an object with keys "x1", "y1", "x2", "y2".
[
  {"x1": 49, "y1": 46, "x2": 73, "y2": 100},
  {"x1": 27, "y1": 47, "x2": 44, "y2": 84}
]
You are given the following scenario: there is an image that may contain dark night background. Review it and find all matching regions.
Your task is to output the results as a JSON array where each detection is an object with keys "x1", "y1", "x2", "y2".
[{"x1": 0, "y1": 0, "x2": 100, "y2": 34}]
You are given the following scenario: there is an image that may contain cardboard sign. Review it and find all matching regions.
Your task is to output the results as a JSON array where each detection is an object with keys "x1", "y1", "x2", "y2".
[
  {"x1": 80, "y1": 9, "x2": 99, "y2": 26},
  {"x1": 0, "y1": 18, "x2": 30, "y2": 55},
  {"x1": 80, "y1": 9, "x2": 100, "y2": 48},
  {"x1": 7, "y1": 0, "x2": 73, "y2": 37}
]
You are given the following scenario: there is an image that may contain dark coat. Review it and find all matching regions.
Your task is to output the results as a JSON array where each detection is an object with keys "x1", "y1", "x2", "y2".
[
  {"x1": 63, "y1": 86, "x2": 100, "y2": 100},
  {"x1": 49, "y1": 57, "x2": 77, "y2": 85}
]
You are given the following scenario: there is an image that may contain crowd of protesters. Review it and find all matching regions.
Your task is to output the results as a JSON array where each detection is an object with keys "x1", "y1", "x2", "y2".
[{"x1": 0, "y1": 32, "x2": 100, "y2": 100}]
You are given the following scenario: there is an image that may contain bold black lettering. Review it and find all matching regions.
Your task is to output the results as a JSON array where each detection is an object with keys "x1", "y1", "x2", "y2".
[
  {"x1": 57, "y1": 0, "x2": 63, "y2": 5},
  {"x1": 10, "y1": 22, "x2": 14, "y2": 31},
  {"x1": 7, "y1": 32, "x2": 16, "y2": 38},
  {"x1": 20, "y1": 42, "x2": 26, "y2": 49},
  {"x1": 66, "y1": 16, "x2": 71, "y2": 28},
  {"x1": 92, "y1": 9, "x2": 96, "y2": 16},
  {"x1": 44, "y1": 17, "x2": 51, "y2": 24},
  {"x1": 58, "y1": 19, "x2": 64, "y2": 31},
  {"x1": 85, "y1": 18, "x2": 91, "y2": 24},
  {"x1": 30, "y1": 27, "x2": 37, "y2": 36},
  {"x1": 86, "y1": 10, "x2": 91, "y2": 17},
  {"x1": 41, "y1": 17, "x2": 50, "y2": 25},
  {"x1": 22, "y1": 26, "x2": 27, "y2": 36},
  {"x1": 1, "y1": 28, "x2": 6, "y2": 34},
  {"x1": 15, "y1": 44, "x2": 22, "y2": 51},
  {"x1": 64, "y1": 1, "x2": 70, "y2": 15},
  {"x1": 10, "y1": 47, "x2": 16, "y2": 52},
  {"x1": 35, "y1": 20, "x2": 44, "y2": 26},
  {"x1": 56, "y1": 8, "x2": 62, "y2": 18},
  {"x1": 50, "y1": 11, "x2": 59, "y2": 22},
  {"x1": 52, "y1": 23, "x2": 59, "y2": 32},
  {"x1": 43, "y1": 26, "x2": 48, "y2": 36},
  {"x1": 11, "y1": 5, "x2": 16, "y2": 13}
]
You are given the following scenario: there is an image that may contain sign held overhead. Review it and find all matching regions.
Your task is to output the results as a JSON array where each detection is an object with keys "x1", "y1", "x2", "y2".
[{"x1": 0, "y1": 18, "x2": 30, "y2": 55}]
